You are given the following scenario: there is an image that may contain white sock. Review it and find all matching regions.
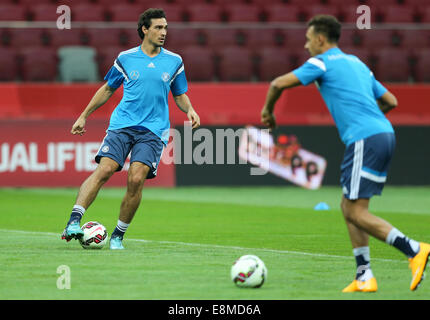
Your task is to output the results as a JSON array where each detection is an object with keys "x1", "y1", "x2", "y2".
[{"x1": 115, "y1": 219, "x2": 130, "y2": 234}]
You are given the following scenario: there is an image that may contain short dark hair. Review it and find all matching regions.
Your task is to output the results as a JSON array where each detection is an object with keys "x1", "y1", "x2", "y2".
[
  {"x1": 307, "y1": 15, "x2": 341, "y2": 43},
  {"x1": 137, "y1": 8, "x2": 166, "y2": 40}
]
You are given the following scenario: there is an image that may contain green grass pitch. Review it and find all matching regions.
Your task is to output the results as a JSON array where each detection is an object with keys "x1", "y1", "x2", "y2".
[{"x1": 0, "y1": 186, "x2": 429, "y2": 300}]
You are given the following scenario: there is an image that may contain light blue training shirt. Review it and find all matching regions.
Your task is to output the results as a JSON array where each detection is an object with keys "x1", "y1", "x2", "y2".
[
  {"x1": 104, "y1": 46, "x2": 188, "y2": 144},
  {"x1": 292, "y1": 47, "x2": 394, "y2": 146}
]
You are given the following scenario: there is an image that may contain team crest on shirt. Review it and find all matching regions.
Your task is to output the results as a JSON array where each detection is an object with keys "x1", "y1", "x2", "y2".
[
  {"x1": 129, "y1": 70, "x2": 139, "y2": 80},
  {"x1": 161, "y1": 72, "x2": 170, "y2": 82},
  {"x1": 102, "y1": 145, "x2": 109, "y2": 153}
]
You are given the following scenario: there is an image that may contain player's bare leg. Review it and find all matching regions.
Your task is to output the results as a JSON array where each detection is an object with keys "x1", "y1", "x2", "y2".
[
  {"x1": 341, "y1": 197, "x2": 392, "y2": 242},
  {"x1": 62, "y1": 157, "x2": 119, "y2": 242},
  {"x1": 119, "y1": 161, "x2": 150, "y2": 223},
  {"x1": 341, "y1": 196, "x2": 428, "y2": 291},
  {"x1": 75, "y1": 157, "x2": 119, "y2": 209},
  {"x1": 110, "y1": 162, "x2": 150, "y2": 249},
  {"x1": 341, "y1": 196, "x2": 378, "y2": 292}
]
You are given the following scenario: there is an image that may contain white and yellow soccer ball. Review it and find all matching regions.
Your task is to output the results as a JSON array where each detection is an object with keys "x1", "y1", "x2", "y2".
[
  {"x1": 231, "y1": 255, "x2": 267, "y2": 288},
  {"x1": 79, "y1": 221, "x2": 108, "y2": 249}
]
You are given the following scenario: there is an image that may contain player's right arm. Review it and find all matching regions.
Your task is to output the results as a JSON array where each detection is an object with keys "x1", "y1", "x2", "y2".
[
  {"x1": 71, "y1": 83, "x2": 117, "y2": 136},
  {"x1": 72, "y1": 55, "x2": 125, "y2": 136}
]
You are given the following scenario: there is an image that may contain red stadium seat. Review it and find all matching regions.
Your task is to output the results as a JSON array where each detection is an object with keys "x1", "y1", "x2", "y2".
[
  {"x1": 172, "y1": 0, "x2": 208, "y2": 5},
  {"x1": 340, "y1": 5, "x2": 377, "y2": 23},
  {"x1": 108, "y1": 4, "x2": 146, "y2": 22},
  {"x1": 288, "y1": 0, "x2": 323, "y2": 4},
  {"x1": 55, "y1": 0, "x2": 95, "y2": 5},
  {"x1": 257, "y1": 47, "x2": 296, "y2": 81},
  {"x1": 118, "y1": 28, "x2": 142, "y2": 48},
  {"x1": 396, "y1": 29, "x2": 430, "y2": 50},
  {"x1": 8, "y1": 28, "x2": 50, "y2": 49},
  {"x1": 186, "y1": 4, "x2": 223, "y2": 22},
  {"x1": 0, "y1": 47, "x2": 19, "y2": 81},
  {"x1": 328, "y1": 0, "x2": 361, "y2": 4},
  {"x1": 302, "y1": 5, "x2": 342, "y2": 21},
  {"x1": 86, "y1": 28, "x2": 122, "y2": 50},
  {"x1": 355, "y1": 29, "x2": 397, "y2": 49},
  {"x1": 72, "y1": 4, "x2": 107, "y2": 22},
  {"x1": 19, "y1": 46, "x2": 58, "y2": 81},
  {"x1": 48, "y1": 28, "x2": 89, "y2": 49},
  {"x1": 420, "y1": 6, "x2": 430, "y2": 22},
  {"x1": 216, "y1": 46, "x2": 255, "y2": 81},
  {"x1": 0, "y1": 4, "x2": 28, "y2": 21},
  {"x1": 404, "y1": 0, "x2": 430, "y2": 5},
  {"x1": 338, "y1": 29, "x2": 362, "y2": 48},
  {"x1": 250, "y1": 0, "x2": 285, "y2": 5},
  {"x1": 237, "y1": 28, "x2": 284, "y2": 50},
  {"x1": 372, "y1": 48, "x2": 412, "y2": 82},
  {"x1": 16, "y1": 0, "x2": 53, "y2": 6},
  {"x1": 203, "y1": 28, "x2": 239, "y2": 48},
  {"x1": 293, "y1": 50, "x2": 312, "y2": 68},
  {"x1": 365, "y1": 0, "x2": 402, "y2": 6},
  {"x1": 412, "y1": 49, "x2": 430, "y2": 82},
  {"x1": 211, "y1": 0, "x2": 248, "y2": 4},
  {"x1": 158, "y1": 4, "x2": 186, "y2": 22},
  {"x1": 164, "y1": 28, "x2": 202, "y2": 51},
  {"x1": 133, "y1": 0, "x2": 170, "y2": 5},
  {"x1": 222, "y1": 4, "x2": 263, "y2": 22},
  {"x1": 381, "y1": 5, "x2": 416, "y2": 23},
  {"x1": 18, "y1": 0, "x2": 53, "y2": 4},
  {"x1": 97, "y1": 0, "x2": 135, "y2": 5},
  {"x1": 29, "y1": 4, "x2": 59, "y2": 21},
  {"x1": 264, "y1": 4, "x2": 302, "y2": 22},
  {"x1": 281, "y1": 29, "x2": 307, "y2": 48},
  {"x1": 180, "y1": 46, "x2": 216, "y2": 82}
]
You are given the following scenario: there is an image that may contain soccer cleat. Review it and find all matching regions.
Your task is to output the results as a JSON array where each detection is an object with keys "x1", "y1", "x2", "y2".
[
  {"x1": 409, "y1": 242, "x2": 430, "y2": 291},
  {"x1": 110, "y1": 236, "x2": 124, "y2": 250},
  {"x1": 342, "y1": 277, "x2": 378, "y2": 293},
  {"x1": 61, "y1": 221, "x2": 84, "y2": 242}
]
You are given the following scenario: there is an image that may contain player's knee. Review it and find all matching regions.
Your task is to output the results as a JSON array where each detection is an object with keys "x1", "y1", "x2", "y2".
[
  {"x1": 127, "y1": 170, "x2": 148, "y2": 192},
  {"x1": 96, "y1": 164, "x2": 116, "y2": 182}
]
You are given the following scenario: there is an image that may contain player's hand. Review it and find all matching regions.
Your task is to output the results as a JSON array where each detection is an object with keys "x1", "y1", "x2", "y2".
[
  {"x1": 187, "y1": 109, "x2": 200, "y2": 129},
  {"x1": 71, "y1": 117, "x2": 87, "y2": 136},
  {"x1": 261, "y1": 107, "x2": 276, "y2": 131}
]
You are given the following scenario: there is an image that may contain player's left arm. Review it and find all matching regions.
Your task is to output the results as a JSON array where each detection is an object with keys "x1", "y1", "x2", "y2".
[
  {"x1": 261, "y1": 72, "x2": 302, "y2": 130},
  {"x1": 173, "y1": 93, "x2": 200, "y2": 129},
  {"x1": 377, "y1": 91, "x2": 398, "y2": 114}
]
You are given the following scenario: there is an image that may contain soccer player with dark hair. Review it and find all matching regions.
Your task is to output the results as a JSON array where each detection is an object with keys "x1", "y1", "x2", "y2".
[
  {"x1": 261, "y1": 15, "x2": 430, "y2": 292},
  {"x1": 61, "y1": 8, "x2": 200, "y2": 249}
]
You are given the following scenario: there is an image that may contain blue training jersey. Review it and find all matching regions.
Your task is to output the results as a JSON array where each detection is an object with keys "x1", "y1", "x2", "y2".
[
  {"x1": 292, "y1": 47, "x2": 394, "y2": 146},
  {"x1": 104, "y1": 46, "x2": 188, "y2": 144}
]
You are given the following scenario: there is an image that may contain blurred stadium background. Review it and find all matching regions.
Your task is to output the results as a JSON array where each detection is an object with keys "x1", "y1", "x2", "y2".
[{"x1": 0, "y1": 0, "x2": 429, "y2": 187}]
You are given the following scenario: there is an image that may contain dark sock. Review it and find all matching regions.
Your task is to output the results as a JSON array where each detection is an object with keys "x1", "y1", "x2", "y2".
[
  {"x1": 67, "y1": 205, "x2": 85, "y2": 225},
  {"x1": 111, "y1": 220, "x2": 129, "y2": 239},
  {"x1": 386, "y1": 228, "x2": 420, "y2": 258},
  {"x1": 353, "y1": 247, "x2": 373, "y2": 280}
]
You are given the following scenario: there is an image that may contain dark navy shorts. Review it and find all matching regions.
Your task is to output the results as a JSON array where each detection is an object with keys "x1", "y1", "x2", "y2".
[
  {"x1": 95, "y1": 127, "x2": 164, "y2": 179},
  {"x1": 340, "y1": 132, "x2": 395, "y2": 200}
]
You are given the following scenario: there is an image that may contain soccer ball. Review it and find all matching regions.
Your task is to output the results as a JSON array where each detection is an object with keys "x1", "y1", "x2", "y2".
[
  {"x1": 79, "y1": 221, "x2": 108, "y2": 249},
  {"x1": 231, "y1": 255, "x2": 267, "y2": 288}
]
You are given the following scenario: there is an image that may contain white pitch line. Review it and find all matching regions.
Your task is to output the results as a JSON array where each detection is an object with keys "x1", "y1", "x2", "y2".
[{"x1": 0, "y1": 229, "x2": 406, "y2": 264}]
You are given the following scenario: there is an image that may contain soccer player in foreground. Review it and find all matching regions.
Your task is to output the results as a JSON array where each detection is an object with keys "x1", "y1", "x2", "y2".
[
  {"x1": 260, "y1": 15, "x2": 430, "y2": 292},
  {"x1": 61, "y1": 8, "x2": 200, "y2": 249}
]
